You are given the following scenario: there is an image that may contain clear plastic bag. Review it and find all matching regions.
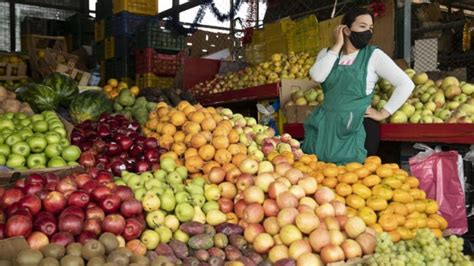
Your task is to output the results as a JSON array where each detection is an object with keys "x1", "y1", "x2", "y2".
[{"x1": 409, "y1": 143, "x2": 468, "y2": 235}]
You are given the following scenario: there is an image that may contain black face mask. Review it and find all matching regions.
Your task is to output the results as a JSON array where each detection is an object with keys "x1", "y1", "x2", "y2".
[{"x1": 349, "y1": 30, "x2": 373, "y2": 49}]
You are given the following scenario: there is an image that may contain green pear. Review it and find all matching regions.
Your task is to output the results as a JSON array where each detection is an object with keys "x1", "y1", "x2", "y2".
[
  {"x1": 186, "y1": 184, "x2": 204, "y2": 195},
  {"x1": 204, "y1": 184, "x2": 220, "y2": 201},
  {"x1": 121, "y1": 171, "x2": 135, "y2": 182},
  {"x1": 142, "y1": 193, "x2": 161, "y2": 212},
  {"x1": 175, "y1": 202, "x2": 194, "y2": 222},
  {"x1": 141, "y1": 172, "x2": 154, "y2": 182},
  {"x1": 148, "y1": 187, "x2": 164, "y2": 196},
  {"x1": 202, "y1": 200, "x2": 219, "y2": 214},
  {"x1": 164, "y1": 215, "x2": 180, "y2": 232},
  {"x1": 175, "y1": 191, "x2": 190, "y2": 204},
  {"x1": 160, "y1": 157, "x2": 176, "y2": 173},
  {"x1": 192, "y1": 177, "x2": 206, "y2": 187},
  {"x1": 141, "y1": 230, "x2": 160, "y2": 250},
  {"x1": 192, "y1": 206, "x2": 206, "y2": 224},
  {"x1": 206, "y1": 209, "x2": 227, "y2": 226},
  {"x1": 191, "y1": 193, "x2": 206, "y2": 207},
  {"x1": 153, "y1": 169, "x2": 167, "y2": 181},
  {"x1": 176, "y1": 166, "x2": 188, "y2": 179},
  {"x1": 170, "y1": 183, "x2": 185, "y2": 193},
  {"x1": 166, "y1": 171, "x2": 182, "y2": 184},
  {"x1": 146, "y1": 210, "x2": 166, "y2": 228},
  {"x1": 134, "y1": 188, "x2": 147, "y2": 201},
  {"x1": 115, "y1": 180, "x2": 126, "y2": 186},
  {"x1": 145, "y1": 179, "x2": 163, "y2": 190},
  {"x1": 174, "y1": 229, "x2": 189, "y2": 244},
  {"x1": 160, "y1": 189, "x2": 176, "y2": 212},
  {"x1": 156, "y1": 226, "x2": 173, "y2": 244},
  {"x1": 127, "y1": 175, "x2": 144, "y2": 190}
]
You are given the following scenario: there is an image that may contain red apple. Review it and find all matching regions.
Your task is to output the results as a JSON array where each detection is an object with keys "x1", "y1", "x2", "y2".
[
  {"x1": 45, "y1": 182, "x2": 57, "y2": 191},
  {"x1": 59, "y1": 214, "x2": 83, "y2": 236},
  {"x1": 263, "y1": 199, "x2": 279, "y2": 217},
  {"x1": 27, "y1": 231, "x2": 49, "y2": 250},
  {"x1": 86, "y1": 206, "x2": 105, "y2": 221},
  {"x1": 82, "y1": 180, "x2": 98, "y2": 194},
  {"x1": 1, "y1": 188, "x2": 24, "y2": 208},
  {"x1": 234, "y1": 199, "x2": 248, "y2": 219},
  {"x1": 102, "y1": 214, "x2": 126, "y2": 235},
  {"x1": 23, "y1": 183, "x2": 43, "y2": 196},
  {"x1": 43, "y1": 191, "x2": 66, "y2": 214},
  {"x1": 6, "y1": 214, "x2": 32, "y2": 238},
  {"x1": 34, "y1": 214, "x2": 58, "y2": 237},
  {"x1": 120, "y1": 199, "x2": 143, "y2": 218},
  {"x1": 0, "y1": 210, "x2": 5, "y2": 224},
  {"x1": 244, "y1": 223, "x2": 265, "y2": 243},
  {"x1": 106, "y1": 142, "x2": 122, "y2": 156},
  {"x1": 243, "y1": 203, "x2": 265, "y2": 224},
  {"x1": 44, "y1": 173, "x2": 59, "y2": 184},
  {"x1": 26, "y1": 173, "x2": 46, "y2": 186},
  {"x1": 74, "y1": 174, "x2": 92, "y2": 188},
  {"x1": 67, "y1": 191, "x2": 90, "y2": 209},
  {"x1": 218, "y1": 198, "x2": 234, "y2": 213},
  {"x1": 0, "y1": 224, "x2": 5, "y2": 239},
  {"x1": 114, "y1": 186, "x2": 134, "y2": 201},
  {"x1": 18, "y1": 194, "x2": 42, "y2": 216},
  {"x1": 56, "y1": 177, "x2": 77, "y2": 194},
  {"x1": 15, "y1": 178, "x2": 25, "y2": 188},
  {"x1": 236, "y1": 173, "x2": 254, "y2": 191},
  {"x1": 144, "y1": 148, "x2": 159, "y2": 163},
  {"x1": 96, "y1": 170, "x2": 113, "y2": 185},
  {"x1": 135, "y1": 160, "x2": 150, "y2": 173},
  {"x1": 76, "y1": 231, "x2": 97, "y2": 246},
  {"x1": 59, "y1": 206, "x2": 85, "y2": 221},
  {"x1": 110, "y1": 160, "x2": 127, "y2": 176},
  {"x1": 51, "y1": 232, "x2": 74, "y2": 247},
  {"x1": 144, "y1": 138, "x2": 158, "y2": 149},
  {"x1": 118, "y1": 136, "x2": 133, "y2": 151},
  {"x1": 100, "y1": 195, "x2": 121, "y2": 214},
  {"x1": 123, "y1": 218, "x2": 144, "y2": 241},
  {"x1": 35, "y1": 190, "x2": 49, "y2": 200},
  {"x1": 91, "y1": 185, "x2": 112, "y2": 202},
  {"x1": 84, "y1": 218, "x2": 102, "y2": 236}
]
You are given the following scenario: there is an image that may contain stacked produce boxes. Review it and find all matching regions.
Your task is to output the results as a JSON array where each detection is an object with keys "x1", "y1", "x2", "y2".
[
  {"x1": 65, "y1": 13, "x2": 95, "y2": 51},
  {"x1": 93, "y1": 0, "x2": 158, "y2": 82},
  {"x1": 134, "y1": 20, "x2": 185, "y2": 89}
]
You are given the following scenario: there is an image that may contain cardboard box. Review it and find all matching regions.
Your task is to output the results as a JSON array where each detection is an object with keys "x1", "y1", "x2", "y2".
[
  {"x1": 279, "y1": 79, "x2": 318, "y2": 123},
  {"x1": 56, "y1": 64, "x2": 92, "y2": 86},
  {"x1": 0, "y1": 237, "x2": 29, "y2": 262}
]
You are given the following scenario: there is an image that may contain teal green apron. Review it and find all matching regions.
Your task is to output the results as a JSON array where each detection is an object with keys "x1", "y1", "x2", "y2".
[{"x1": 302, "y1": 45, "x2": 376, "y2": 165}]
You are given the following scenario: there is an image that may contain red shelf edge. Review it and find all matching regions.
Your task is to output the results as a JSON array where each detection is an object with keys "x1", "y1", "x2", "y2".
[{"x1": 196, "y1": 83, "x2": 280, "y2": 106}]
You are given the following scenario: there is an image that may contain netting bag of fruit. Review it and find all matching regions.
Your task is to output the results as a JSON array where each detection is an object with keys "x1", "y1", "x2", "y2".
[{"x1": 409, "y1": 143, "x2": 468, "y2": 235}]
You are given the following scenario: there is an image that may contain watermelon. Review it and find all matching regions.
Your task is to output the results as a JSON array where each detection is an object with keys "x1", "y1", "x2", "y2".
[
  {"x1": 42, "y1": 72, "x2": 79, "y2": 106},
  {"x1": 16, "y1": 83, "x2": 60, "y2": 112},
  {"x1": 69, "y1": 90, "x2": 113, "y2": 124}
]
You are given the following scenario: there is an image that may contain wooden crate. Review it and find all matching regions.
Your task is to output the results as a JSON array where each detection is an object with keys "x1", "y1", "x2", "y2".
[
  {"x1": 23, "y1": 34, "x2": 68, "y2": 79},
  {"x1": 56, "y1": 64, "x2": 91, "y2": 86},
  {"x1": 0, "y1": 62, "x2": 27, "y2": 81},
  {"x1": 34, "y1": 48, "x2": 79, "y2": 77}
]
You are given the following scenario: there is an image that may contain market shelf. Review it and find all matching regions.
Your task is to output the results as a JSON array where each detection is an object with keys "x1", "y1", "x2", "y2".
[
  {"x1": 284, "y1": 123, "x2": 474, "y2": 144},
  {"x1": 195, "y1": 83, "x2": 280, "y2": 106}
]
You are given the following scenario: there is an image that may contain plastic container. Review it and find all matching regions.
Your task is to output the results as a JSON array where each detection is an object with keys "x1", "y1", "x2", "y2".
[
  {"x1": 105, "y1": 56, "x2": 135, "y2": 80},
  {"x1": 95, "y1": 20, "x2": 105, "y2": 42},
  {"x1": 104, "y1": 37, "x2": 115, "y2": 60},
  {"x1": 114, "y1": 36, "x2": 133, "y2": 58},
  {"x1": 65, "y1": 13, "x2": 94, "y2": 35},
  {"x1": 96, "y1": 0, "x2": 113, "y2": 20},
  {"x1": 135, "y1": 21, "x2": 185, "y2": 52},
  {"x1": 113, "y1": 0, "x2": 158, "y2": 16},
  {"x1": 136, "y1": 73, "x2": 174, "y2": 89},
  {"x1": 105, "y1": 12, "x2": 150, "y2": 37},
  {"x1": 93, "y1": 41, "x2": 105, "y2": 61},
  {"x1": 135, "y1": 48, "x2": 181, "y2": 76}
]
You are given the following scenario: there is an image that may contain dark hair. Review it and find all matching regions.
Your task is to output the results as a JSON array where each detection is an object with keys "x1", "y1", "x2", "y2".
[{"x1": 342, "y1": 7, "x2": 374, "y2": 27}]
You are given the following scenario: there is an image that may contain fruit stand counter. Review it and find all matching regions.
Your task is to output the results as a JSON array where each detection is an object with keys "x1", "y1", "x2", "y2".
[
  {"x1": 195, "y1": 83, "x2": 280, "y2": 106},
  {"x1": 284, "y1": 123, "x2": 474, "y2": 144}
]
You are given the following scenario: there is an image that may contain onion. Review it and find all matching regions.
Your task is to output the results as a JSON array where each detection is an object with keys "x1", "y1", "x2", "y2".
[
  {"x1": 341, "y1": 239, "x2": 362, "y2": 259},
  {"x1": 329, "y1": 230, "x2": 345, "y2": 246},
  {"x1": 59, "y1": 214, "x2": 84, "y2": 236},
  {"x1": 315, "y1": 203, "x2": 335, "y2": 220},
  {"x1": 355, "y1": 232, "x2": 376, "y2": 255},
  {"x1": 324, "y1": 217, "x2": 340, "y2": 231},
  {"x1": 309, "y1": 228, "x2": 330, "y2": 252},
  {"x1": 320, "y1": 244, "x2": 345, "y2": 264},
  {"x1": 315, "y1": 187, "x2": 335, "y2": 204},
  {"x1": 344, "y1": 216, "x2": 366, "y2": 238},
  {"x1": 331, "y1": 200, "x2": 347, "y2": 216}
]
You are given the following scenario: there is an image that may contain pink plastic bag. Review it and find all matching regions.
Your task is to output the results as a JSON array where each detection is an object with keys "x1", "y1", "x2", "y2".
[{"x1": 409, "y1": 144, "x2": 467, "y2": 235}]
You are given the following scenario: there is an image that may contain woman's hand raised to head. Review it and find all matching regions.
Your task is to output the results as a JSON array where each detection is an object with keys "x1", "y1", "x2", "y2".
[{"x1": 331, "y1": 25, "x2": 347, "y2": 53}]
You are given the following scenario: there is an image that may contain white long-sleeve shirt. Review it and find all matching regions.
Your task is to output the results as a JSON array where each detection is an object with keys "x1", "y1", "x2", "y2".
[{"x1": 309, "y1": 48, "x2": 414, "y2": 114}]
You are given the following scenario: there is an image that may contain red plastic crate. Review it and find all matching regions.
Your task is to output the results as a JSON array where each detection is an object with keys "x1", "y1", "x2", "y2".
[{"x1": 135, "y1": 48, "x2": 181, "y2": 76}]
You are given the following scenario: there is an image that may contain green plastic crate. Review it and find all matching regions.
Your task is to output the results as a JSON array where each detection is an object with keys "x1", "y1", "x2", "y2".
[{"x1": 134, "y1": 21, "x2": 184, "y2": 53}]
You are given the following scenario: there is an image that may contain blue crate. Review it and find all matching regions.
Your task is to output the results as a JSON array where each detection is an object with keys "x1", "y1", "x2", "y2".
[
  {"x1": 96, "y1": 0, "x2": 113, "y2": 20},
  {"x1": 105, "y1": 56, "x2": 135, "y2": 80},
  {"x1": 104, "y1": 12, "x2": 150, "y2": 37},
  {"x1": 114, "y1": 36, "x2": 134, "y2": 57}
]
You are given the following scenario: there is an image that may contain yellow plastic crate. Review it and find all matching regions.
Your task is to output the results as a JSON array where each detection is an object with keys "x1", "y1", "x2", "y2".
[
  {"x1": 104, "y1": 37, "x2": 115, "y2": 60},
  {"x1": 251, "y1": 29, "x2": 265, "y2": 45},
  {"x1": 113, "y1": 0, "x2": 158, "y2": 16},
  {"x1": 288, "y1": 28, "x2": 319, "y2": 54},
  {"x1": 265, "y1": 36, "x2": 288, "y2": 60},
  {"x1": 95, "y1": 20, "x2": 105, "y2": 42},
  {"x1": 136, "y1": 73, "x2": 174, "y2": 89},
  {"x1": 264, "y1": 17, "x2": 295, "y2": 39},
  {"x1": 295, "y1": 15, "x2": 318, "y2": 33}
]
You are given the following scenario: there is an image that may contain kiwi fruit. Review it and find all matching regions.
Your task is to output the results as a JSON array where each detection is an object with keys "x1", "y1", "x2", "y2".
[
  {"x1": 130, "y1": 254, "x2": 150, "y2": 265},
  {"x1": 15, "y1": 249, "x2": 44, "y2": 265},
  {"x1": 107, "y1": 250, "x2": 130, "y2": 265},
  {"x1": 103, "y1": 263, "x2": 119, "y2": 266},
  {"x1": 41, "y1": 243, "x2": 66, "y2": 259},
  {"x1": 60, "y1": 255, "x2": 85, "y2": 266},
  {"x1": 0, "y1": 260, "x2": 12, "y2": 266},
  {"x1": 99, "y1": 233, "x2": 119, "y2": 254},
  {"x1": 86, "y1": 256, "x2": 105, "y2": 266},
  {"x1": 39, "y1": 257, "x2": 60, "y2": 266},
  {"x1": 115, "y1": 247, "x2": 132, "y2": 258},
  {"x1": 81, "y1": 240, "x2": 105, "y2": 261},
  {"x1": 66, "y1": 243, "x2": 83, "y2": 256}
]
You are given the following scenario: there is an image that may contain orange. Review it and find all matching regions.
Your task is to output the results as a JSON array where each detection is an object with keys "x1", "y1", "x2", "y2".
[
  {"x1": 354, "y1": 167, "x2": 371, "y2": 178},
  {"x1": 352, "y1": 183, "x2": 372, "y2": 199},
  {"x1": 345, "y1": 162, "x2": 363, "y2": 172},
  {"x1": 213, "y1": 126, "x2": 229, "y2": 137},
  {"x1": 346, "y1": 194, "x2": 365, "y2": 209},
  {"x1": 191, "y1": 133, "x2": 207, "y2": 149},
  {"x1": 202, "y1": 161, "x2": 221, "y2": 175},
  {"x1": 162, "y1": 123, "x2": 177, "y2": 135},
  {"x1": 416, "y1": 218, "x2": 427, "y2": 228},
  {"x1": 185, "y1": 156, "x2": 204, "y2": 173},
  {"x1": 227, "y1": 144, "x2": 241, "y2": 155},
  {"x1": 397, "y1": 227, "x2": 412, "y2": 240},
  {"x1": 214, "y1": 149, "x2": 232, "y2": 164},
  {"x1": 369, "y1": 223, "x2": 383, "y2": 234},
  {"x1": 339, "y1": 172, "x2": 358, "y2": 184},
  {"x1": 388, "y1": 230, "x2": 401, "y2": 242},
  {"x1": 364, "y1": 162, "x2": 378, "y2": 172},
  {"x1": 171, "y1": 142, "x2": 187, "y2": 156},
  {"x1": 184, "y1": 121, "x2": 201, "y2": 134},
  {"x1": 201, "y1": 118, "x2": 216, "y2": 131},
  {"x1": 334, "y1": 195, "x2": 345, "y2": 204},
  {"x1": 159, "y1": 135, "x2": 174, "y2": 149},
  {"x1": 426, "y1": 218, "x2": 440, "y2": 229},
  {"x1": 376, "y1": 166, "x2": 393, "y2": 178},
  {"x1": 382, "y1": 177, "x2": 402, "y2": 189},
  {"x1": 431, "y1": 228, "x2": 443, "y2": 238},
  {"x1": 231, "y1": 153, "x2": 247, "y2": 166},
  {"x1": 198, "y1": 144, "x2": 216, "y2": 161},
  {"x1": 393, "y1": 214, "x2": 406, "y2": 226},
  {"x1": 107, "y1": 78, "x2": 118, "y2": 87},
  {"x1": 379, "y1": 214, "x2": 398, "y2": 231},
  {"x1": 212, "y1": 136, "x2": 230, "y2": 149},
  {"x1": 174, "y1": 131, "x2": 186, "y2": 143},
  {"x1": 405, "y1": 202, "x2": 416, "y2": 214},
  {"x1": 228, "y1": 129, "x2": 239, "y2": 144},
  {"x1": 322, "y1": 176, "x2": 338, "y2": 188},
  {"x1": 365, "y1": 156, "x2": 382, "y2": 165},
  {"x1": 184, "y1": 148, "x2": 198, "y2": 160},
  {"x1": 406, "y1": 176, "x2": 420, "y2": 188},
  {"x1": 130, "y1": 86, "x2": 140, "y2": 96},
  {"x1": 425, "y1": 200, "x2": 439, "y2": 214},
  {"x1": 363, "y1": 175, "x2": 381, "y2": 187},
  {"x1": 322, "y1": 166, "x2": 339, "y2": 177},
  {"x1": 372, "y1": 184, "x2": 393, "y2": 200},
  {"x1": 358, "y1": 207, "x2": 377, "y2": 225},
  {"x1": 170, "y1": 111, "x2": 186, "y2": 127},
  {"x1": 366, "y1": 196, "x2": 388, "y2": 211},
  {"x1": 404, "y1": 218, "x2": 418, "y2": 229},
  {"x1": 160, "y1": 151, "x2": 178, "y2": 161},
  {"x1": 346, "y1": 207, "x2": 357, "y2": 217},
  {"x1": 335, "y1": 183, "x2": 352, "y2": 197},
  {"x1": 429, "y1": 214, "x2": 448, "y2": 230},
  {"x1": 393, "y1": 189, "x2": 413, "y2": 203},
  {"x1": 177, "y1": 101, "x2": 191, "y2": 111},
  {"x1": 390, "y1": 202, "x2": 408, "y2": 216}
]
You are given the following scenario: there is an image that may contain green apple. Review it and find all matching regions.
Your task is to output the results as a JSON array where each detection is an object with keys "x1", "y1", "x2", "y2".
[
  {"x1": 202, "y1": 200, "x2": 219, "y2": 214},
  {"x1": 52, "y1": 127, "x2": 67, "y2": 138},
  {"x1": 144, "y1": 179, "x2": 163, "y2": 190},
  {"x1": 45, "y1": 144, "x2": 63, "y2": 158},
  {"x1": 191, "y1": 193, "x2": 205, "y2": 207},
  {"x1": 45, "y1": 132, "x2": 61, "y2": 144},
  {"x1": 142, "y1": 193, "x2": 161, "y2": 212},
  {"x1": 0, "y1": 154, "x2": 5, "y2": 165},
  {"x1": 121, "y1": 171, "x2": 135, "y2": 183},
  {"x1": 47, "y1": 156, "x2": 67, "y2": 168},
  {"x1": 127, "y1": 175, "x2": 145, "y2": 190},
  {"x1": 175, "y1": 191, "x2": 190, "y2": 204},
  {"x1": 170, "y1": 183, "x2": 184, "y2": 193},
  {"x1": 164, "y1": 215, "x2": 180, "y2": 232},
  {"x1": 176, "y1": 166, "x2": 188, "y2": 179},
  {"x1": 148, "y1": 187, "x2": 163, "y2": 196},
  {"x1": 160, "y1": 157, "x2": 176, "y2": 173},
  {"x1": 59, "y1": 138, "x2": 70, "y2": 148},
  {"x1": 19, "y1": 119, "x2": 31, "y2": 128},
  {"x1": 48, "y1": 122, "x2": 63, "y2": 130},
  {"x1": 17, "y1": 128, "x2": 33, "y2": 140},
  {"x1": 0, "y1": 135, "x2": 4, "y2": 144},
  {"x1": 134, "y1": 188, "x2": 147, "y2": 201},
  {"x1": 3, "y1": 112, "x2": 14, "y2": 119},
  {"x1": 27, "y1": 154, "x2": 47, "y2": 169},
  {"x1": 174, "y1": 229, "x2": 189, "y2": 243},
  {"x1": 0, "y1": 118, "x2": 14, "y2": 131},
  {"x1": 175, "y1": 202, "x2": 194, "y2": 222},
  {"x1": 33, "y1": 120, "x2": 49, "y2": 133},
  {"x1": 11, "y1": 142, "x2": 30, "y2": 157},
  {"x1": 166, "y1": 171, "x2": 182, "y2": 184},
  {"x1": 6, "y1": 154, "x2": 25, "y2": 169},
  {"x1": 185, "y1": 183, "x2": 204, "y2": 195},
  {"x1": 191, "y1": 177, "x2": 206, "y2": 188},
  {"x1": 140, "y1": 230, "x2": 160, "y2": 250},
  {"x1": 68, "y1": 161, "x2": 79, "y2": 166},
  {"x1": 153, "y1": 169, "x2": 167, "y2": 181},
  {"x1": 14, "y1": 113, "x2": 28, "y2": 120},
  {"x1": 28, "y1": 135, "x2": 48, "y2": 153},
  {"x1": 0, "y1": 143, "x2": 11, "y2": 157},
  {"x1": 140, "y1": 172, "x2": 154, "y2": 182},
  {"x1": 115, "y1": 180, "x2": 126, "y2": 186},
  {"x1": 146, "y1": 210, "x2": 166, "y2": 228},
  {"x1": 156, "y1": 226, "x2": 172, "y2": 244},
  {"x1": 6, "y1": 134, "x2": 22, "y2": 146},
  {"x1": 30, "y1": 114, "x2": 44, "y2": 122},
  {"x1": 159, "y1": 189, "x2": 176, "y2": 212},
  {"x1": 42, "y1": 110, "x2": 56, "y2": 118},
  {"x1": 61, "y1": 145, "x2": 81, "y2": 162}
]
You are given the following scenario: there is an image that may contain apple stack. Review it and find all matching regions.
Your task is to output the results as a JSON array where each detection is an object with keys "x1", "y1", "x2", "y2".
[
  {"x1": 0, "y1": 111, "x2": 81, "y2": 170},
  {"x1": 70, "y1": 113, "x2": 166, "y2": 175},
  {"x1": 0, "y1": 169, "x2": 147, "y2": 251}
]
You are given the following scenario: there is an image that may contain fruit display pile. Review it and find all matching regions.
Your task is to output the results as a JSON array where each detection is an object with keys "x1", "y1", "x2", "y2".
[
  {"x1": 0, "y1": 111, "x2": 81, "y2": 170},
  {"x1": 191, "y1": 52, "x2": 315, "y2": 96},
  {"x1": 0, "y1": 86, "x2": 33, "y2": 115},
  {"x1": 102, "y1": 79, "x2": 140, "y2": 100}
]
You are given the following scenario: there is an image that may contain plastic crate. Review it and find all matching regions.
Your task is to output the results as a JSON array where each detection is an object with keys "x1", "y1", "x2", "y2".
[
  {"x1": 105, "y1": 56, "x2": 134, "y2": 80},
  {"x1": 265, "y1": 36, "x2": 288, "y2": 59},
  {"x1": 93, "y1": 42, "x2": 105, "y2": 61},
  {"x1": 96, "y1": 0, "x2": 113, "y2": 20},
  {"x1": 136, "y1": 73, "x2": 174, "y2": 89},
  {"x1": 135, "y1": 22, "x2": 185, "y2": 52},
  {"x1": 114, "y1": 36, "x2": 133, "y2": 58},
  {"x1": 113, "y1": 0, "x2": 158, "y2": 16},
  {"x1": 95, "y1": 20, "x2": 105, "y2": 42},
  {"x1": 104, "y1": 37, "x2": 115, "y2": 60},
  {"x1": 21, "y1": 17, "x2": 48, "y2": 36},
  {"x1": 105, "y1": 12, "x2": 150, "y2": 37},
  {"x1": 135, "y1": 48, "x2": 181, "y2": 76},
  {"x1": 65, "y1": 13, "x2": 94, "y2": 35},
  {"x1": 264, "y1": 17, "x2": 295, "y2": 39}
]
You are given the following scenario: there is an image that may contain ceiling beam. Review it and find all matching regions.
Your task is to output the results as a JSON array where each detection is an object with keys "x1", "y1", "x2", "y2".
[
  {"x1": 439, "y1": 0, "x2": 474, "y2": 11},
  {"x1": 157, "y1": 0, "x2": 212, "y2": 19}
]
